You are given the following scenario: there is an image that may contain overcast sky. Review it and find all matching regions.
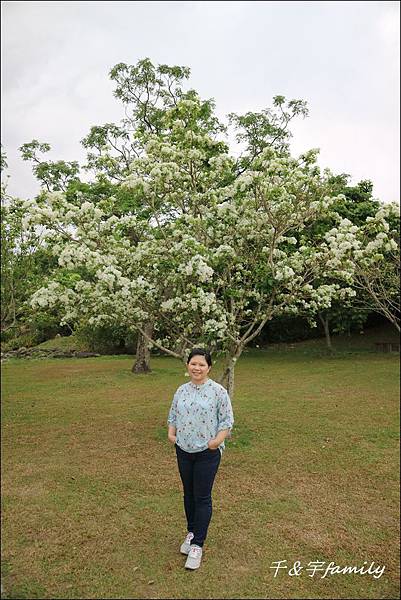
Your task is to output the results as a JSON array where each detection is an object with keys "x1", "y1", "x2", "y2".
[{"x1": 1, "y1": 0, "x2": 400, "y2": 203}]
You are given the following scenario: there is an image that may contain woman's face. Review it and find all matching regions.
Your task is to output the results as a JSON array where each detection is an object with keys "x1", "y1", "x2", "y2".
[{"x1": 187, "y1": 355, "x2": 211, "y2": 383}]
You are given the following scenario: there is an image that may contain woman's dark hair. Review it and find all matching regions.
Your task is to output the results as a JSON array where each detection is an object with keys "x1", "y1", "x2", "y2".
[{"x1": 186, "y1": 348, "x2": 212, "y2": 367}]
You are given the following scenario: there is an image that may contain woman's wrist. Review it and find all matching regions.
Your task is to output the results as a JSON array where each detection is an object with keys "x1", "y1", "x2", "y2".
[
  {"x1": 168, "y1": 425, "x2": 176, "y2": 443},
  {"x1": 209, "y1": 429, "x2": 229, "y2": 449}
]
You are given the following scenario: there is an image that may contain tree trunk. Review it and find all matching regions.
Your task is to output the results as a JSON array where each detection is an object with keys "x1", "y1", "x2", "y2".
[
  {"x1": 220, "y1": 360, "x2": 235, "y2": 401},
  {"x1": 132, "y1": 322, "x2": 153, "y2": 373},
  {"x1": 218, "y1": 352, "x2": 241, "y2": 401},
  {"x1": 318, "y1": 312, "x2": 332, "y2": 351}
]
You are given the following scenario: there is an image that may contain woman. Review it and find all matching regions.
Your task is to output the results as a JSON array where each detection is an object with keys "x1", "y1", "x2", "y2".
[{"x1": 167, "y1": 348, "x2": 234, "y2": 570}]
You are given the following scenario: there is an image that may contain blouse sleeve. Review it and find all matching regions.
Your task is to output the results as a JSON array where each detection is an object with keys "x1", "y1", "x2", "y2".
[
  {"x1": 217, "y1": 388, "x2": 234, "y2": 432},
  {"x1": 167, "y1": 391, "x2": 179, "y2": 427}
]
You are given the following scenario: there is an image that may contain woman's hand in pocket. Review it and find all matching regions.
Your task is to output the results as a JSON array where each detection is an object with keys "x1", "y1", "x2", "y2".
[{"x1": 207, "y1": 439, "x2": 219, "y2": 450}]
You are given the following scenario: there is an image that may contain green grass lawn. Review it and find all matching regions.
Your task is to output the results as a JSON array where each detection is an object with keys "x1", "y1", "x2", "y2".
[{"x1": 1, "y1": 345, "x2": 399, "y2": 599}]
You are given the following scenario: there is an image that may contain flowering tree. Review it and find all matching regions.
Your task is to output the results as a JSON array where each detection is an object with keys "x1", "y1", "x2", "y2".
[
  {"x1": 323, "y1": 203, "x2": 400, "y2": 332},
  {"x1": 18, "y1": 60, "x2": 196, "y2": 366},
  {"x1": 25, "y1": 142, "x2": 354, "y2": 398},
  {"x1": 1, "y1": 149, "x2": 59, "y2": 344},
  {"x1": 18, "y1": 58, "x2": 311, "y2": 371},
  {"x1": 300, "y1": 176, "x2": 382, "y2": 350},
  {"x1": 144, "y1": 147, "x2": 355, "y2": 396}
]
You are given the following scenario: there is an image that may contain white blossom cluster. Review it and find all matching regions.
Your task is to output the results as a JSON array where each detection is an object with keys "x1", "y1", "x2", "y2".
[
  {"x1": 324, "y1": 210, "x2": 399, "y2": 273},
  {"x1": 179, "y1": 254, "x2": 214, "y2": 282}
]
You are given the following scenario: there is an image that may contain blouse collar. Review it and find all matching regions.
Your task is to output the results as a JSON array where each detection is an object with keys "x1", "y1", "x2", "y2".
[{"x1": 189, "y1": 378, "x2": 212, "y2": 390}]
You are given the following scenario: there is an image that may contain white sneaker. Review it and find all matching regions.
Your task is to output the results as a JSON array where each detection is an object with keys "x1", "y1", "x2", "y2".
[
  {"x1": 180, "y1": 532, "x2": 194, "y2": 555},
  {"x1": 185, "y1": 544, "x2": 203, "y2": 570}
]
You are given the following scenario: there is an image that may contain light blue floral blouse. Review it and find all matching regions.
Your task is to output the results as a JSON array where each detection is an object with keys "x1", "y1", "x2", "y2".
[{"x1": 167, "y1": 378, "x2": 234, "y2": 454}]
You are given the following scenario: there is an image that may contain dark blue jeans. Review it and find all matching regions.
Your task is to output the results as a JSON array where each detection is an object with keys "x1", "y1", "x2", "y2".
[{"x1": 175, "y1": 444, "x2": 221, "y2": 547}]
